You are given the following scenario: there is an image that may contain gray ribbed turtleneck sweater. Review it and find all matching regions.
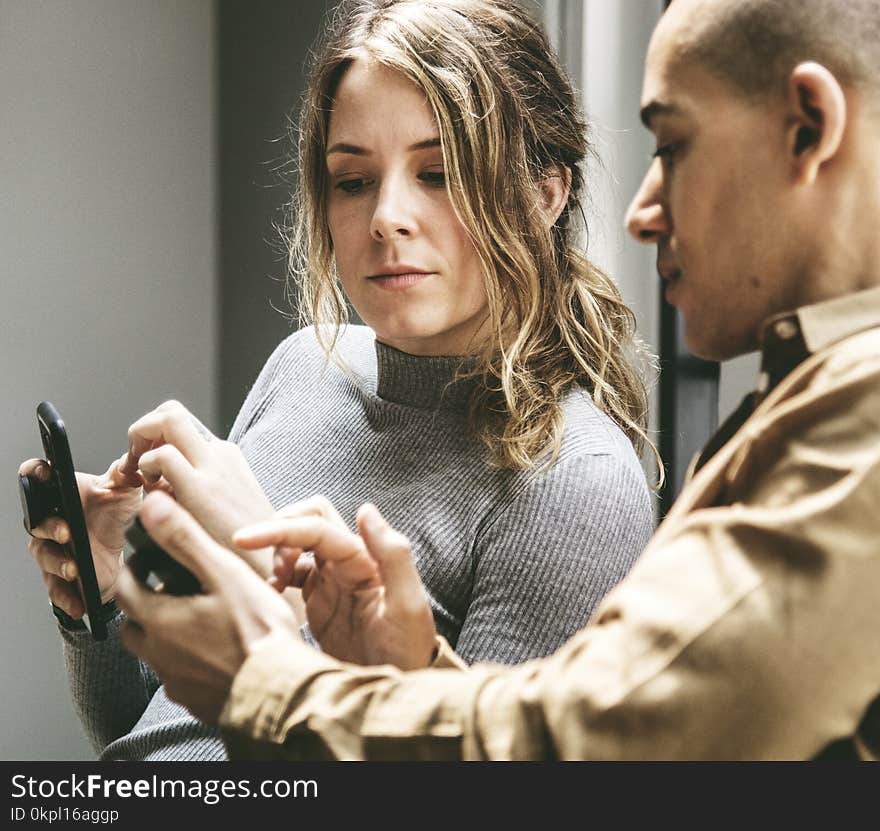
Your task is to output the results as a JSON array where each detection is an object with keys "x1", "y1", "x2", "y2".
[{"x1": 60, "y1": 325, "x2": 653, "y2": 760}]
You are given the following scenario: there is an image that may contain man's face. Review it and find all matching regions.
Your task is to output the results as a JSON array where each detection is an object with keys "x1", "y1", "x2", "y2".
[{"x1": 625, "y1": 8, "x2": 803, "y2": 361}]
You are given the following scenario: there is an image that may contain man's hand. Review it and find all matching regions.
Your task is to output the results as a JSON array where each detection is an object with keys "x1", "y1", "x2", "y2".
[
  {"x1": 234, "y1": 500, "x2": 437, "y2": 670},
  {"x1": 20, "y1": 454, "x2": 142, "y2": 615},
  {"x1": 121, "y1": 400, "x2": 276, "y2": 576},
  {"x1": 116, "y1": 491, "x2": 302, "y2": 725}
]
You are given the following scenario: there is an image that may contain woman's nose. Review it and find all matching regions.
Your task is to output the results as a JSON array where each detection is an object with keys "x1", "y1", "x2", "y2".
[{"x1": 370, "y1": 177, "x2": 418, "y2": 242}]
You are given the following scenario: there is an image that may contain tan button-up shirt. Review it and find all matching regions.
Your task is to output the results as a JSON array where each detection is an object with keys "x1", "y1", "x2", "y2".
[{"x1": 220, "y1": 286, "x2": 880, "y2": 760}]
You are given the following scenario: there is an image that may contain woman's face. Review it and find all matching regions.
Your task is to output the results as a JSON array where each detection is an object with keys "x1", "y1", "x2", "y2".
[{"x1": 325, "y1": 59, "x2": 489, "y2": 356}]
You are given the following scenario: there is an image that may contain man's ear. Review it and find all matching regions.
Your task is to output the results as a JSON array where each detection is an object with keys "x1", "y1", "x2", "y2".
[
  {"x1": 538, "y1": 164, "x2": 572, "y2": 228},
  {"x1": 786, "y1": 61, "x2": 846, "y2": 185}
]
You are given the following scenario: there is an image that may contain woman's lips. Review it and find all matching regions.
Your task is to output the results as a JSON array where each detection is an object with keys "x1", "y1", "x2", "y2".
[{"x1": 368, "y1": 272, "x2": 435, "y2": 290}]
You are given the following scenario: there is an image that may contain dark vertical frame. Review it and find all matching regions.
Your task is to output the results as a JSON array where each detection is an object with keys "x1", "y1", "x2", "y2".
[{"x1": 658, "y1": 305, "x2": 719, "y2": 515}]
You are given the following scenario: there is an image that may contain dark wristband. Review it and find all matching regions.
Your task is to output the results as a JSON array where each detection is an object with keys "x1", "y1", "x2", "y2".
[{"x1": 52, "y1": 599, "x2": 119, "y2": 632}]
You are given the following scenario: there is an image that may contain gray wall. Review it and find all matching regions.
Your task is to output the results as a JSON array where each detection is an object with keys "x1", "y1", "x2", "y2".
[
  {"x1": 217, "y1": 0, "x2": 333, "y2": 432},
  {"x1": 1, "y1": 0, "x2": 216, "y2": 759}
]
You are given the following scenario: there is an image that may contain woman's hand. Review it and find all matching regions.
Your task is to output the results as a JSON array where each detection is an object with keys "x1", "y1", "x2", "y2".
[
  {"x1": 20, "y1": 454, "x2": 143, "y2": 616},
  {"x1": 234, "y1": 499, "x2": 437, "y2": 670},
  {"x1": 121, "y1": 400, "x2": 276, "y2": 576}
]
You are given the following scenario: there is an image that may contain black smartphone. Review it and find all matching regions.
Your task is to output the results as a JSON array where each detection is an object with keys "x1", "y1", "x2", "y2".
[
  {"x1": 125, "y1": 515, "x2": 202, "y2": 596},
  {"x1": 19, "y1": 401, "x2": 107, "y2": 640}
]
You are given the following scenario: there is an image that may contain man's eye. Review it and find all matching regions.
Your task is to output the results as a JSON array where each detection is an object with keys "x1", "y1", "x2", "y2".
[
  {"x1": 336, "y1": 178, "x2": 371, "y2": 194},
  {"x1": 419, "y1": 170, "x2": 446, "y2": 187}
]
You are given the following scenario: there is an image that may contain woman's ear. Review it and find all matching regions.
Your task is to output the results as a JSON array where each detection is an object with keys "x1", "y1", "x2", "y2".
[
  {"x1": 786, "y1": 61, "x2": 847, "y2": 186},
  {"x1": 539, "y1": 164, "x2": 572, "y2": 228}
]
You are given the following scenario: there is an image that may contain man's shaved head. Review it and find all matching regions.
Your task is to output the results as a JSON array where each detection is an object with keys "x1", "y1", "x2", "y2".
[{"x1": 666, "y1": 0, "x2": 880, "y2": 102}]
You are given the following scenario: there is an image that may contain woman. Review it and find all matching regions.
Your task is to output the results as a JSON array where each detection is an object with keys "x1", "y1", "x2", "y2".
[{"x1": 25, "y1": 0, "x2": 654, "y2": 760}]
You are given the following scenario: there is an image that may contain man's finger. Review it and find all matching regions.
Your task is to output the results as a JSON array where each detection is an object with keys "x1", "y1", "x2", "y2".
[
  {"x1": 115, "y1": 565, "x2": 164, "y2": 626},
  {"x1": 138, "y1": 491, "x2": 240, "y2": 590},
  {"x1": 119, "y1": 618, "x2": 148, "y2": 661}
]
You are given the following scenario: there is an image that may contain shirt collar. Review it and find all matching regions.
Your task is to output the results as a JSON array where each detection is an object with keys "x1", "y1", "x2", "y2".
[
  {"x1": 758, "y1": 285, "x2": 880, "y2": 395},
  {"x1": 692, "y1": 285, "x2": 880, "y2": 476}
]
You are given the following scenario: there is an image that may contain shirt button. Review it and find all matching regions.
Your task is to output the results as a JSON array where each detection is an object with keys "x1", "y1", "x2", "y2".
[{"x1": 774, "y1": 319, "x2": 798, "y2": 340}]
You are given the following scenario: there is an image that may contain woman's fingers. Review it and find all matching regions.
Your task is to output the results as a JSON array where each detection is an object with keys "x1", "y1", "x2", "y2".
[
  {"x1": 271, "y1": 546, "x2": 304, "y2": 589},
  {"x1": 356, "y1": 503, "x2": 423, "y2": 605},
  {"x1": 234, "y1": 516, "x2": 354, "y2": 557},
  {"x1": 19, "y1": 458, "x2": 51, "y2": 481},
  {"x1": 29, "y1": 536, "x2": 76, "y2": 580},
  {"x1": 43, "y1": 572, "x2": 84, "y2": 618},
  {"x1": 276, "y1": 494, "x2": 346, "y2": 527},
  {"x1": 236, "y1": 517, "x2": 379, "y2": 584},
  {"x1": 137, "y1": 444, "x2": 195, "y2": 490},
  {"x1": 127, "y1": 400, "x2": 214, "y2": 470},
  {"x1": 102, "y1": 451, "x2": 146, "y2": 490},
  {"x1": 31, "y1": 537, "x2": 88, "y2": 616},
  {"x1": 26, "y1": 515, "x2": 71, "y2": 545}
]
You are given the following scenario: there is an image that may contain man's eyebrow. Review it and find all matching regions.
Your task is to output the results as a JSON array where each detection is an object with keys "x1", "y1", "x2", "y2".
[
  {"x1": 639, "y1": 101, "x2": 682, "y2": 129},
  {"x1": 326, "y1": 136, "x2": 441, "y2": 155}
]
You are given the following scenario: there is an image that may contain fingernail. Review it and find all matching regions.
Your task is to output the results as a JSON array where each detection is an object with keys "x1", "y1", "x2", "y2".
[
  {"x1": 361, "y1": 504, "x2": 386, "y2": 534},
  {"x1": 62, "y1": 562, "x2": 78, "y2": 580},
  {"x1": 273, "y1": 553, "x2": 284, "y2": 571}
]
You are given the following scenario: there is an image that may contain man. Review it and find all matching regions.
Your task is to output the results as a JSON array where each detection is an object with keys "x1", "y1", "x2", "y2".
[{"x1": 116, "y1": 0, "x2": 880, "y2": 760}]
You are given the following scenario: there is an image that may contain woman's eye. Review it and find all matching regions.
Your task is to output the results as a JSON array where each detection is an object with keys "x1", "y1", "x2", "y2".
[
  {"x1": 419, "y1": 170, "x2": 446, "y2": 187},
  {"x1": 336, "y1": 178, "x2": 371, "y2": 194}
]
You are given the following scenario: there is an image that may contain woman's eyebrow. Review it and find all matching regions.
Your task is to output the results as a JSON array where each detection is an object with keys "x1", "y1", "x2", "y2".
[
  {"x1": 408, "y1": 136, "x2": 441, "y2": 151},
  {"x1": 327, "y1": 142, "x2": 369, "y2": 156},
  {"x1": 326, "y1": 136, "x2": 441, "y2": 156}
]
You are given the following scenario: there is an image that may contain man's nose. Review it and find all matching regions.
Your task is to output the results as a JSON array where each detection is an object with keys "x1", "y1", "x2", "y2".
[
  {"x1": 370, "y1": 176, "x2": 417, "y2": 242},
  {"x1": 625, "y1": 160, "x2": 669, "y2": 243}
]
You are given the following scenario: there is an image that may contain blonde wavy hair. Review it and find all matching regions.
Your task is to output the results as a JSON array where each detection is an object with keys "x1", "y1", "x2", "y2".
[{"x1": 287, "y1": 0, "x2": 658, "y2": 472}]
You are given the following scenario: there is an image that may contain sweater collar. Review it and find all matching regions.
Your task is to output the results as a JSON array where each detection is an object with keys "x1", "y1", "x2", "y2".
[{"x1": 374, "y1": 339, "x2": 477, "y2": 410}]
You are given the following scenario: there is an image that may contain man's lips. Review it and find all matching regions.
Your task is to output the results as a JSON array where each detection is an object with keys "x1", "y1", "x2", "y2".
[{"x1": 657, "y1": 259, "x2": 681, "y2": 283}]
